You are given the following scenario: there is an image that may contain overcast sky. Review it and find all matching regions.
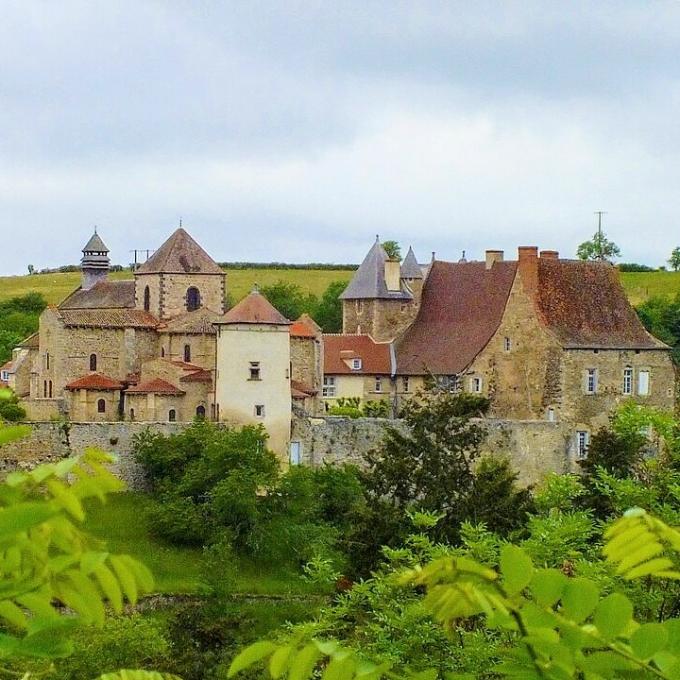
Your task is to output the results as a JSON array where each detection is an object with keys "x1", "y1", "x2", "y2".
[{"x1": 2, "y1": 1, "x2": 680, "y2": 275}]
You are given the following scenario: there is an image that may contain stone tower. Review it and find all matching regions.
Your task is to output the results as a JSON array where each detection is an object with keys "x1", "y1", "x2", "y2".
[
  {"x1": 134, "y1": 227, "x2": 226, "y2": 319},
  {"x1": 400, "y1": 245, "x2": 424, "y2": 304},
  {"x1": 340, "y1": 237, "x2": 420, "y2": 341},
  {"x1": 81, "y1": 229, "x2": 110, "y2": 291}
]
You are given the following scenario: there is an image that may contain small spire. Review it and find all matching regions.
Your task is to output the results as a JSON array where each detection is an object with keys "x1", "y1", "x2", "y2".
[
  {"x1": 94, "y1": 225, "x2": 97, "y2": 234},
  {"x1": 252, "y1": 283, "x2": 260, "y2": 293},
  {"x1": 179, "y1": 217, "x2": 183, "y2": 228},
  {"x1": 375, "y1": 234, "x2": 380, "y2": 243},
  {"x1": 459, "y1": 249, "x2": 467, "y2": 263},
  {"x1": 431, "y1": 251, "x2": 436, "y2": 262}
]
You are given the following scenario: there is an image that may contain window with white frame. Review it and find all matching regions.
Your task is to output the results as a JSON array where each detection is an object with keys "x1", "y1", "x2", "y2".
[
  {"x1": 402, "y1": 376, "x2": 410, "y2": 393},
  {"x1": 351, "y1": 358, "x2": 362, "y2": 370},
  {"x1": 546, "y1": 407, "x2": 555, "y2": 422},
  {"x1": 638, "y1": 370, "x2": 650, "y2": 396},
  {"x1": 322, "y1": 376, "x2": 336, "y2": 397},
  {"x1": 437, "y1": 375, "x2": 459, "y2": 393},
  {"x1": 289, "y1": 441, "x2": 302, "y2": 465},
  {"x1": 585, "y1": 368, "x2": 598, "y2": 394},
  {"x1": 576, "y1": 430, "x2": 590, "y2": 459},
  {"x1": 623, "y1": 367, "x2": 633, "y2": 395},
  {"x1": 374, "y1": 376, "x2": 382, "y2": 392},
  {"x1": 0, "y1": 370, "x2": 8, "y2": 382},
  {"x1": 470, "y1": 376, "x2": 483, "y2": 393}
]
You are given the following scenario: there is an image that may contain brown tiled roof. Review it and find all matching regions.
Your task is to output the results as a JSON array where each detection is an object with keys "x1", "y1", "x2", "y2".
[
  {"x1": 159, "y1": 307, "x2": 220, "y2": 334},
  {"x1": 535, "y1": 259, "x2": 666, "y2": 349},
  {"x1": 180, "y1": 368, "x2": 213, "y2": 383},
  {"x1": 125, "y1": 378, "x2": 185, "y2": 395},
  {"x1": 59, "y1": 280, "x2": 135, "y2": 309},
  {"x1": 136, "y1": 228, "x2": 223, "y2": 275},
  {"x1": 217, "y1": 290, "x2": 291, "y2": 326},
  {"x1": 57, "y1": 309, "x2": 158, "y2": 329},
  {"x1": 291, "y1": 379, "x2": 317, "y2": 395},
  {"x1": 290, "y1": 318, "x2": 317, "y2": 338},
  {"x1": 396, "y1": 260, "x2": 518, "y2": 375},
  {"x1": 324, "y1": 334, "x2": 392, "y2": 374},
  {"x1": 0, "y1": 360, "x2": 14, "y2": 373},
  {"x1": 65, "y1": 373, "x2": 123, "y2": 391},
  {"x1": 19, "y1": 332, "x2": 39, "y2": 349}
]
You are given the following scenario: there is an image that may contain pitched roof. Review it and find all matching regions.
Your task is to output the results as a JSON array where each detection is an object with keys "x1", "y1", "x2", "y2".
[
  {"x1": 180, "y1": 368, "x2": 213, "y2": 383},
  {"x1": 19, "y1": 332, "x2": 39, "y2": 349},
  {"x1": 340, "y1": 238, "x2": 412, "y2": 300},
  {"x1": 0, "y1": 360, "x2": 14, "y2": 373},
  {"x1": 400, "y1": 247, "x2": 423, "y2": 279},
  {"x1": 59, "y1": 280, "x2": 136, "y2": 309},
  {"x1": 216, "y1": 290, "x2": 291, "y2": 326},
  {"x1": 395, "y1": 260, "x2": 518, "y2": 375},
  {"x1": 65, "y1": 373, "x2": 123, "y2": 391},
  {"x1": 535, "y1": 259, "x2": 666, "y2": 349},
  {"x1": 57, "y1": 308, "x2": 158, "y2": 329},
  {"x1": 291, "y1": 379, "x2": 317, "y2": 396},
  {"x1": 159, "y1": 307, "x2": 220, "y2": 334},
  {"x1": 323, "y1": 334, "x2": 392, "y2": 374},
  {"x1": 290, "y1": 317, "x2": 317, "y2": 338},
  {"x1": 125, "y1": 378, "x2": 185, "y2": 395},
  {"x1": 83, "y1": 231, "x2": 109, "y2": 252},
  {"x1": 136, "y1": 228, "x2": 223, "y2": 275}
]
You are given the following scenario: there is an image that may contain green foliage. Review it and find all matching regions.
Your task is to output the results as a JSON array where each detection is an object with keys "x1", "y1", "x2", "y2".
[
  {"x1": 636, "y1": 293, "x2": 680, "y2": 359},
  {"x1": 618, "y1": 262, "x2": 656, "y2": 272},
  {"x1": 314, "y1": 280, "x2": 347, "y2": 333},
  {"x1": 577, "y1": 229, "x2": 621, "y2": 262},
  {"x1": 381, "y1": 241, "x2": 401, "y2": 260},
  {"x1": 669, "y1": 247, "x2": 680, "y2": 272},
  {"x1": 260, "y1": 281, "x2": 318, "y2": 322},
  {"x1": 0, "y1": 390, "x2": 26, "y2": 422},
  {"x1": 0, "y1": 293, "x2": 46, "y2": 362}
]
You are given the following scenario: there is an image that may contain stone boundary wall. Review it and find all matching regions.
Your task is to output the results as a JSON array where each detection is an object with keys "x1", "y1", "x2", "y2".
[
  {"x1": 292, "y1": 416, "x2": 575, "y2": 486},
  {"x1": 1, "y1": 416, "x2": 577, "y2": 489}
]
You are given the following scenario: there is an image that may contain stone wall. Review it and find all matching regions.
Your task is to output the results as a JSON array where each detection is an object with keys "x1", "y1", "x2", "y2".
[{"x1": 291, "y1": 415, "x2": 574, "y2": 486}]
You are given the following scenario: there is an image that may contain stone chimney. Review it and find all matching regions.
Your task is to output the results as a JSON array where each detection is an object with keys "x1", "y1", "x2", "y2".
[
  {"x1": 540, "y1": 250, "x2": 559, "y2": 260},
  {"x1": 81, "y1": 229, "x2": 110, "y2": 291},
  {"x1": 384, "y1": 259, "x2": 401, "y2": 292},
  {"x1": 517, "y1": 246, "x2": 539, "y2": 297},
  {"x1": 485, "y1": 250, "x2": 504, "y2": 270}
]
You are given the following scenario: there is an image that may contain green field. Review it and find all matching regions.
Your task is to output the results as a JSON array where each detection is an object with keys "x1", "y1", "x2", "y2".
[
  {"x1": 0, "y1": 268, "x2": 354, "y2": 306},
  {"x1": 619, "y1": 271, "x2": 680, "y2": 306}
]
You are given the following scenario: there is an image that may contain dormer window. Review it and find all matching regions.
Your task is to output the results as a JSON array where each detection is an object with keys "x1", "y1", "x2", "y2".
[{"x1": 352, "y1": 358, "x2": 362, "y2": 370}]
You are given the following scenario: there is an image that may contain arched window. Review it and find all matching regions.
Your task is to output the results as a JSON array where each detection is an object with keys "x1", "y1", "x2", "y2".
[
  {"x1": 48, "y1": 380, "x2": 52, "y2": 398},
  {"x1": 196, "y1": 405, "x2": 206, "y2": 420},
  {"x1": 143, "y1": 286, "x2": 150, "y2": 312},
  {"x1": 89, "y1": 353, "x2": 97, "y2": 371},
  {"x1": 183, "y1": 344, "x2": 191, "y2": 363},
  {"x1": 168, "y1": 409, "x2": 176, "y2": 422},
  {"x1": 97, "y1": 399, "x2": 106, "y2": 413},
  {"x1": 186, "y1": 287, "x2": 201, "y2": 312},
  {"x1": 43, "y1": 380, "x2": 47, "y2": 398}
]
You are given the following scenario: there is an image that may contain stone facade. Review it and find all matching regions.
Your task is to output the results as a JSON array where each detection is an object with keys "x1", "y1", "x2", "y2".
[{"x1": 342, "y1": 298, "x2": 418, "y2": 342}]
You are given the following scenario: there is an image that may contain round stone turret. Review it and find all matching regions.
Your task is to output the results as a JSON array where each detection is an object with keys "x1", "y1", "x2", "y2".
[{"x1": 81, "y1": 229, "x2": 110, "y2": 290}]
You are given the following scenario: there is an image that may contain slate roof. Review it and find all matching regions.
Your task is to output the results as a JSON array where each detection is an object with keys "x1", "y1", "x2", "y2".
[
  {"x1": 400, "y1": 247, "x2": 423, "y2": 279},
  {"x1": 395, "y1": 260, "x2": 518, "y2": 375},
  {"x1": 535, "y1": 259, "x2": 666, "y2": 349},
  {"x1": 159, "y1": 307, "x2": 220, "y2": 334},
  {"x1": 216, "y1": 290, "x2": 291, "y2": 326},
  {"x1": 82, "y1": 231, "x2": 109, "y2": 253},
  {"x1": 65, "y1": 373, "x2": 123, "y2": 391},
  {"x1": 57, "y1": 309, "x2": 158, "y2": 329},
  {"x1": 59, "y1": 280, "x2": 136, "y2": 310},
  {"x1": 324, "y1": 334, "x2": 392, "y2": 374},
  {"x1": 125, "y1": 378, "x2": 185, "y2": 395},
  {"x1": 340, "y1": 238, "x2": 412, "y2": 300},
  {"x1": 136, "y1": 228, "x2": 223, "y2": 275}
]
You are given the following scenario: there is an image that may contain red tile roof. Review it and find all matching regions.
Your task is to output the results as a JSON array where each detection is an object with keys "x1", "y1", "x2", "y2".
[
  {"x1": 290, "y1": 318, "x2": 317, "y2": 338},
  {"x1": 125, "y1": 378, "x2": 185, "y2": 395},
  {"x1": 180, "y1": 369, "x2": 213, "y2": 383},
  {"x1": 136, "y1": 228, "x2": 224, "y2": 275},
  {"x1": 59, "y1": 280, "x2": 135, "y2": 309},
  {"x1": 323, "y1": 334, "x2": 392, "y2": 374},
  {"x1": 291, "y1": 379, "x2": 317, "y2": 395},
  {"x1": 57, "y1": 309, "x2": 158, "y2": 329},
  {"x1": 0, "y1": 360, "x2": 14, "y2": 373},
  {"x1": 217, "y1": 290, "x2": 291, "y2": 326},
  {"x1": 65, "y1": 373, "x2": 123, "y2": 391},
  {"x1": 395, "y1": 260, "x2": 517, "y2": 375},
  {"x1": 534, "y1": 259, "x2": 666, "y2": 349}
]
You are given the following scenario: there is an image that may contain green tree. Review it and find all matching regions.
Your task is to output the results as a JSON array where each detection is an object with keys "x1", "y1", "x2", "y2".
[
  {"x1": 577, "y1": 230, "x2": 621, "y2": 261},
  {"x1": 381, "y1": 240, "x2": 401, "y2": 260},
  {"x1": 260, "y1": 281, "x2": 317, "y2": 321},
  {"x1": 313, "y1": 280, "x2": 347, "y2": 332},
  {"x1": 669, "y1": 247, "x2": 680, "y2": 272}
]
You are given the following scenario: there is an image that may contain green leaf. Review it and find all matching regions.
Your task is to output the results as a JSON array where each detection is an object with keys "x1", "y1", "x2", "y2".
[
  {"x1": 500, "y1": 545, "x2": 533, "y2": 596},
  {"x1": 0, "y1": 502, "x2": 57, "y2": 537},
  {"x1": 109, "y1": 555, "x2": 138, "y2": 605},
  {"x1": 288, "y1": 643, "x2": 321, "y2": 680},
  {"x1": 630, "y1": 622, "x2": 668, "y2": 660},
  {"x1": 560, "y1": 578, "x2": 599, "y2": 623},
  {"x1": 269, "y1": 644, "x2": 294, "y2": 678},
  {"x1": 228, "y1": 641, "x2": 277, "y2": 677},
  {"x1": 323, "y1": 655, "x2": 356, "y2": 680},
  {"x1": 530, "y1": 569, "x2": 566, "y2": 607},
  {"x1": 594, "y1": 593, "x2": 633, "y2": 640},
  {"x1": 93, "y1": 563, "x2": 123, "y2": 613}
]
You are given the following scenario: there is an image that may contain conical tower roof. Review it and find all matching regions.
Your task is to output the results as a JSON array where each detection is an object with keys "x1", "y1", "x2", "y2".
[
  {"x1": 216, "y1": 289, "x2": 291, "y2": 326},
  {"x1": 83, "y1": 230, "x2": 109, "y2": 253},
  {"x1": 136, "y1": 228, "x2": 223, "y2": 275},
  {"x1": 340, "y1": 237, "x2": 412, "y2": 300},
  {"x1": 400, "y1": 246, "x2": 423, "y2": 279}
]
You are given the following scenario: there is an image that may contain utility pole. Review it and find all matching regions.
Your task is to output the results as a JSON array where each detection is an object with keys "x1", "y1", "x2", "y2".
[
  {"x1": 129, "y1": 249, "x2": 155, "y2": 271},
  {"x1": 594, "y1": 211, "x2": 607, "y2": 260}
]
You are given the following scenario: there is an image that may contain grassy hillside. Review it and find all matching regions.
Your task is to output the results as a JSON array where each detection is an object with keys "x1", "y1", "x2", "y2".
[
  {"x1": 0, "y1": 268, "x2": 355, "y2": 306},
  {"x1": 619, "y1": 271, "x2": 680, "y2": 306}
]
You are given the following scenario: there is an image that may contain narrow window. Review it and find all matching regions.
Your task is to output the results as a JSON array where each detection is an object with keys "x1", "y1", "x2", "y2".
[
  {"x1": 375, "y1": 376, "x2": 382, "y2": 392},
  {"x1": 255, "y1": 404, "x2": 265, "y2": 417},
  {"x1": 322, "y1": 376, "x2": 336, "y2": 397},
  {"x1": 503, "y1": 337, "x2": 511, "y2": 352},
  {"x1": 547, "y1": 407, "x2": 555, "y2": 422},
  {"x1": 355, "y1": 300, "x2": 364, "y2": 313},
  {"x1": 48, "y1": 380, "x2": 52, "y2": 398},
  {"x1": 89, "y1": 353, "x2": 97, "y2": 371},
  {"x1": 249, "y1": 361, "x2": 261, "y2": 380},
  {"x1": 402, "y1": 376, "x2": 410, "y2": 393},
  {"x1": 183, "y1": 344, "x2": 191, "y2": 363},
  {"x1": 168, "y1": 409, "x2": 176, "y2": 422},
  {"x1": 46, "y1": 352, "x2": 50, "y2": 370},
  {"x1": 585, "y1": 368, "x2": 597, "y2": 394},
  {"x1": 43, "y1": 380, "x2": 47, "y2": 398},
  {"x1": 290, "y1": 441, "x2": 301, "y2": 465},
  {"x1": 97, "y1": 399, "x2": 106, "y2": 413},
  {"x1": 130, "y1": 408, "x2": 135, "y2": 421},
  {"x1": 470, "y1": 376, "x2": 482, "y2": 393},
  {"x1": 623, "y1": 367, "x2": 633, "y2": 395},
  {"x1": 186, "y1": 287, "x2": 201, "y2": 312},
  {"x1": 196, "y1": 405, "x2": 206, "y2": 419},
  {"x1": 143, "y1": 285, "x2": 150, "y2": 312},
  {"x1": 351, "y1": 358, "x2": 362, "y2": 370},
  {"x1": 576, "y1": 431, "x2": 590, "y2": 459},
  {"x1": 638, "y1": 370, "x2": 650, "y2": 396},
  {"x1": 161, "y1": 347, "x2": 165, "y2": 357}
]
